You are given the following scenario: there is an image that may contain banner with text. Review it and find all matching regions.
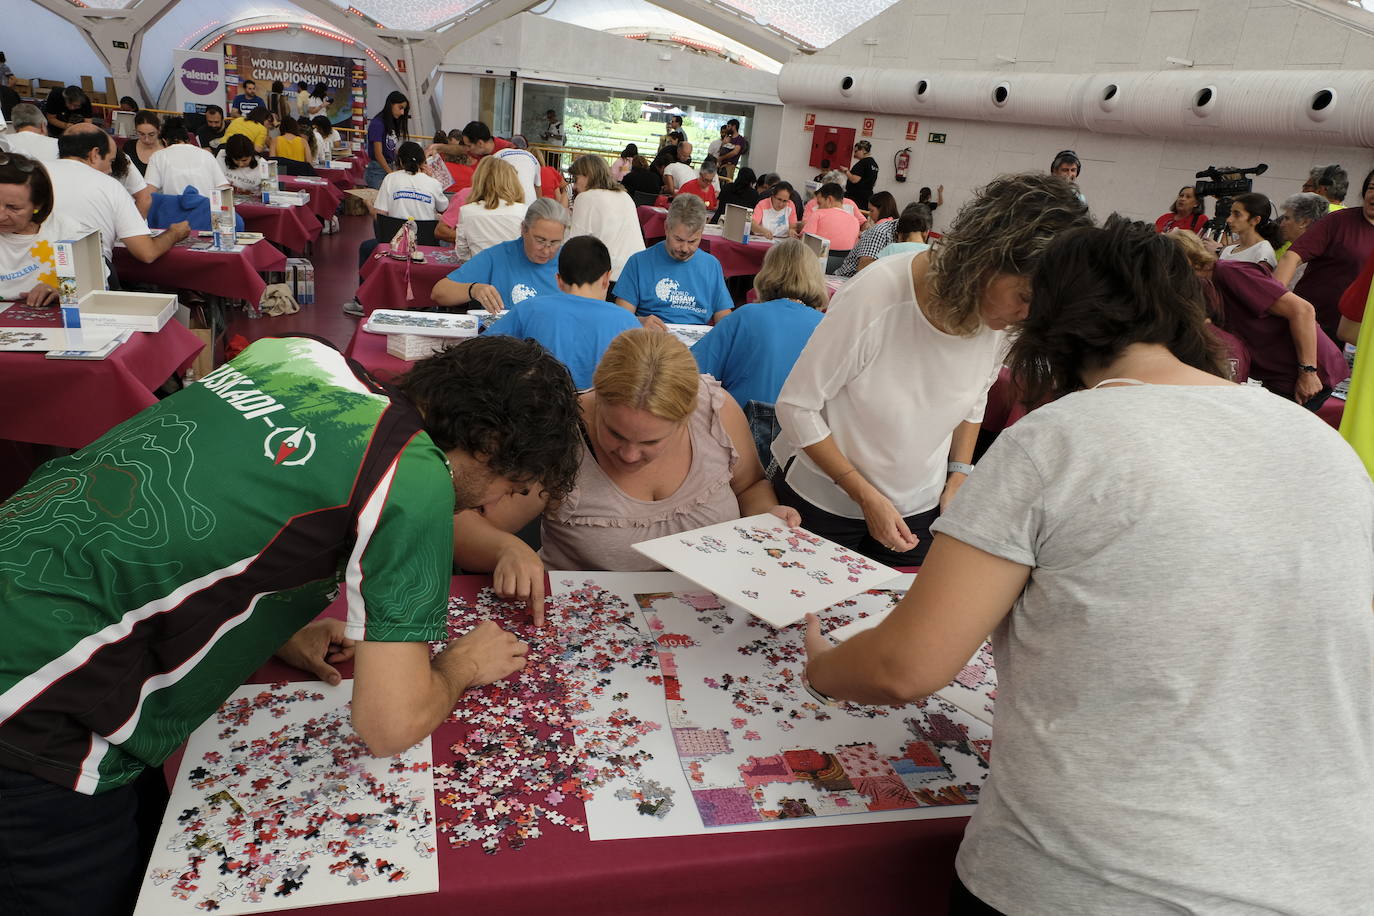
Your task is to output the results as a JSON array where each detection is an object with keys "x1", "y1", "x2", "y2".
[
  {"x1": 172, "y1": 49, "x2": 226, "y2": 115},
  {"x1": 224, "y1": 43, "x2": 363, "y2": 128}
]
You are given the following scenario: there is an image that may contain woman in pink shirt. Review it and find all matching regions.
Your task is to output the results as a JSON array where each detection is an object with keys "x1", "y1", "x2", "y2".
[{"x1": 801, "y1": 183, "x2": 862, "y2": 254}]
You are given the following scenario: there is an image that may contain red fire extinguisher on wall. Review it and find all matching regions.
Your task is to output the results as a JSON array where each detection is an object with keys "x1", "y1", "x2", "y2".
[{"x1": 894, "y1": 147, "x2": 911, "y2": 183}]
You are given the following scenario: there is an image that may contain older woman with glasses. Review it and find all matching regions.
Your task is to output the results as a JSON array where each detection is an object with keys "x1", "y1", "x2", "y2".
[
  {"x1": 0, "y1": 153, "x2": 71, "y2": 307},
  {"x1": 433, "y1": 197, "x2": 568, "y2": 314}
]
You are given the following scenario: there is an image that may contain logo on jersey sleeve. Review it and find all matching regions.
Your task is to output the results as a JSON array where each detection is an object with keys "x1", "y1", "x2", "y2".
[
  {"x1": 264, "y1": 425, "x2": 317, "y2": 466},
  {"x1": 511, "y1": 283, "x2": 538, "y2": 304}
]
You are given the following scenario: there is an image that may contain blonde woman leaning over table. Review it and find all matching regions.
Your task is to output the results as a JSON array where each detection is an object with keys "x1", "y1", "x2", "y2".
[
  {"x1": 452, "y1": 329, "x2": 800, "y2": 623},
  {"x1": 804, "y1": 217, "x2": 1374, "y2": 915}
]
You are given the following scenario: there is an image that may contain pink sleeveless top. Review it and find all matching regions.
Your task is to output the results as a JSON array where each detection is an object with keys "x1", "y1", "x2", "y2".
[{"x1": 540, "y1": 375, "x2": 740, "y2": 571}]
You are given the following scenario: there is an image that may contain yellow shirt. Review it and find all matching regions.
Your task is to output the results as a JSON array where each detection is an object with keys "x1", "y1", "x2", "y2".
[
  {"x1": 275, "y1": 133, "x2": 308, "y2": 162},
  {"x1": 220, "y1": 118, "x2": 268, "y2": 152}
]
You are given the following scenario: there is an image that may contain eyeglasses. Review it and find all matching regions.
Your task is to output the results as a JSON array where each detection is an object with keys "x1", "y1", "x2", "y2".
[
  {"x1": 0, "y1": 153, "x2": 36, "y2": 173},
  {"x1": 528, "y1": 234, "x2": 562, "y2": 250},
  {"x1": 136, "y1": 130, "x2": 159, "y2": 140}
]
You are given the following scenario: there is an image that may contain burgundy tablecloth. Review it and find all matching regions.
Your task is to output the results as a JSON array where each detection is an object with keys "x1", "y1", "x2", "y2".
[
  {"x1": 194, "y1": 574, "x2": 966, "y2": 916},
  {"x1": 318, "y1": 161, "x2": 361, "y2": 191},
  {"x1": 344, "y1": 321, "x2": 413, "y2": 383},
  {"x1": 113, "y1": 238, "x2": 287, "y2": 303},
  {"x1": 280, "y1": 176, "x2": 345, "y2": 221},
  {"x1": 0, "y1": 309, "x2": 203, "y2": 448},
  {"x1": 356, "y1": 245, "x2": 462, "y2": 315},
  {"x1": 236, "y1": 201, "x2": 322, "y2": 253},
  {"x1": 699, "y1": 235, "x2": 775, "y2": 279},
  {"x1": 637, "y1": 205, "x2": 668, "y2": 241}
]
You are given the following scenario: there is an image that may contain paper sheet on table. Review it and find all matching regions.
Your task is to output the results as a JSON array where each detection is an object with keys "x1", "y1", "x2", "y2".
[
  {"x1": 134, "y1": 680, "x2": 438, "y2": 915},
  {"x1": 631, "y1": 513, "x2": 902, "y2": 627}
]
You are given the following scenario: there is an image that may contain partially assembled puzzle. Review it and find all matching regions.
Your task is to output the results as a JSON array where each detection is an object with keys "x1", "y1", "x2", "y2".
[{"x1": 135, "y1": 681, "x2": 438, "y2": 915}]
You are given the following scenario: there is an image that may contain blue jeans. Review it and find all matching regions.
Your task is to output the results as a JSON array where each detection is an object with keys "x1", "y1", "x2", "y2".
[
  {"x1": 364, "y1": 160, "x2": 387, "y2": 189},
  {"x1": 0, "y1": 766, "x2": 161, "y2": 915}
]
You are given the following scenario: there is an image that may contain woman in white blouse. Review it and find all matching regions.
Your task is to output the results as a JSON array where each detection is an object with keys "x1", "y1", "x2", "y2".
[
  {"x1": 772, "y1": 173, "x2": 1090, "y2": 565},
  {"x1": 216, "y1": 135, "x2": 268, "y2": 194},
  {"x1": 568, "y1": 154, "x2": 644, "y2": 286},
  {"x1": 1218, "y1": 191, "x2": 1281, "y2": 269},
  {"x1": 454, "y1": 157, "x2": 528, "y2": 261}
]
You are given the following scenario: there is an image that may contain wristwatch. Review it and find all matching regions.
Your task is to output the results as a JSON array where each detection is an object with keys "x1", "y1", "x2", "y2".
[
  {"x1": 802, "y1": 674, "x2": 842, "y2": 707},
  {"x1": 1298, "y1": 363, "x2": 1319, "y2": 373},
  {"x1": 948, "y1": 461, "x2": 975, "y2": 477}
]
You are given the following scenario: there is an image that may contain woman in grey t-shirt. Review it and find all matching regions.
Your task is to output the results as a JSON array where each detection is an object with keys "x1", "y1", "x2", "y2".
[{"x1": 804, "y1": 217, "x2": 1374, "y2": 914}]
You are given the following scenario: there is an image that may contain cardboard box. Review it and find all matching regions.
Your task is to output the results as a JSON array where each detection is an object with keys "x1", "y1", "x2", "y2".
[
  {"x1": 386, "y1": 333, "x2": 451, "y2": 361},
  {"x1": 78, "y1": 291, "x2": 177, "y2": 331},
  {"x1": 54, "y1": 231, "x2": 106, "y2": 300}
]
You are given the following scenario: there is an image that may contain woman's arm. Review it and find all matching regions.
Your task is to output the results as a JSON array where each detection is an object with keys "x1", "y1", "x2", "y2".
[
  {"x1": 805, "y1": 533, "x2": 1029, "y2": 704},
  {"x1": 1273, "y1": 249, "x2": 1305, "y2": 288},
  {"x1": 1339, "y1": 316, "x2": 1361, "y2": 345},
  {"x1": 1269, "y1": 291, "x2": 1324, "y2": 402},
  {"x1": 719, "y1": 392, "x2": 800, "y2": 526},
  {"x1": 371, "y1": 140, "x2": 391, "y2": 173}
]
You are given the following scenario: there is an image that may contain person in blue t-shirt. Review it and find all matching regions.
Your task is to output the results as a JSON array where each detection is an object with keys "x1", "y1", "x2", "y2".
[
  {"x1": 486, "y1": 236, "x2": 640, "y2": 389},
  {"x1": 433, "y1": 198, "x2": 568, "y2": 312},
  {"x1": 691, "y1": 238, "x2": 826, "y2": 408},
  {"x1": 614, "y1": 194, "x2": 733, "y2": 328}
]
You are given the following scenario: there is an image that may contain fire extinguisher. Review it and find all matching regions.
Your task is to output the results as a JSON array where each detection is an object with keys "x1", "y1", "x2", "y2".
[{"x1": 894, "y1": 147, "x2": 911, "y2": 183}]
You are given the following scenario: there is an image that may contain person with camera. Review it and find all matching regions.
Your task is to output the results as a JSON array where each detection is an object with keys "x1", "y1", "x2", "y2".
[{"x1": 1155, "y1": 185, "x2": 1207, "y2": 233}]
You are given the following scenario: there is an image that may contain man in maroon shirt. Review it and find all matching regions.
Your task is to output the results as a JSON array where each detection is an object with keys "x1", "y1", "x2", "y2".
[{"x1": 1275, "y1": 167, "x2": 1374, "y2": 342}]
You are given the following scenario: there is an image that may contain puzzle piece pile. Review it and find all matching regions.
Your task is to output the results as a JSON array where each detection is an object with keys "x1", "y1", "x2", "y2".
[
  {"x1": 143, "y1": 684, "x2": 435, "y2": 913},
  {"x1": 432, "y1": 583, "x2": 669, "y2": 854}
]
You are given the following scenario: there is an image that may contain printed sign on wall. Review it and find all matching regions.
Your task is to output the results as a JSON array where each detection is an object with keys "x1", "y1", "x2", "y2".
[
  {"x1": 224, "y1": 43, "x2": 359, "y2": 125},
  {"x1": 905, "y1": 120, "x2": 920, "y2": 140},
  {"x1": 862, "y1": 117, "x2": 875, "y2": 137},
  {"x1": 804, "y1": 112, "x2": 816, "y2": 132},
  {"x1": 172, "y1": 50, "x2": 226, "y2": 115}
]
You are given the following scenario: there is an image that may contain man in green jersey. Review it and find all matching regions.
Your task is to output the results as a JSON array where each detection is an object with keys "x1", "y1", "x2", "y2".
[{"x1": 0, "y1": 333, "x2": 582, "y2": 915}]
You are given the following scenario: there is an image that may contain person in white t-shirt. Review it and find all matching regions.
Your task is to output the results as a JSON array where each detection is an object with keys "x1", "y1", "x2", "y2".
[
  {"x1": 0, "y1": 152, "x2": 74, "y2": 305},
  {"x1": 662, "y1": 141, "x2": 695, "y2": 195},
  {"x1": 490, "y1": 146, "x2": 540, "y2": 205},
  {"x1": 144, "y1": 116, "x2": 229, "y2": 197},
  {"x1": 48, "y1": 124, "x2": 189, "y2": 268},
  {"x1": 374, "y1": 141, "x2": 449, "y2": 222},
  {"x1": 454, "y1": 156, "x2": 527, "y2": 261},
  {"x1": 1218, "y1": 190, "x2": 1280, "y2": 270},
  {"x1": 803, "y1": 216, "x2": 1374, "y2": 915},
  {"x1": 216, "y1": 134, "x2": 269, "y2": 193},
  {"x1": 567, "y1": 154, "x2": 644, "y2": 282},
  {"x1": 772, "y1": 172, "x2": 1090, "y2": 566},
  {"x1": 0, "y1": 104, "x2": 59, "y2": 162}
]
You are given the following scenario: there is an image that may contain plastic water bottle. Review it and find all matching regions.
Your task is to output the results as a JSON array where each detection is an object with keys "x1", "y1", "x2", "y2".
[
  {"x1": 212, "y1": 211, "x2": 235, "y2": 250},
  {"x1": 261, "y1": 175, "x2": 272, "y2": 204}
]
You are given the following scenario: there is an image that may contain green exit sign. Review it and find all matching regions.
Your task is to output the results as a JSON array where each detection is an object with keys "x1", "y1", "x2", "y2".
[{"x1": 928, "y1": 132, "x2": 947, "y2": 144}]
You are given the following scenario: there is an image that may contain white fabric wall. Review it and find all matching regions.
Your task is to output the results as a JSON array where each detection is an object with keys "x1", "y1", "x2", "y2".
[
  {"x1": 773, "y1": 0, "x2": 1374, "y2": 226},
  {"x1": 3, "y1": 5, "x2": 111, "y2": 92}
]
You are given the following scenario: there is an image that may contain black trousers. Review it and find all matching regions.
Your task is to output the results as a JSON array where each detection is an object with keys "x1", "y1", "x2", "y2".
[
  {"x1": 949, "y1": 875, "x2": 1005, "y2": 915},
  {"x1": 0, "y1": 765, "x2": 168, "y2": 916},
  {"x1": 774, "y1": 469, "x2": 938, "y2": 567}
]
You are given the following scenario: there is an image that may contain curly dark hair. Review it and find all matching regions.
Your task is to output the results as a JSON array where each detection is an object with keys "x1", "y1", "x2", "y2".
[
  {"x1": 396, "y1": 336, "x2": 584, "y2": 500},
  {"x1": 927, "y1": 172, "x2": 1091, "y2": 337},
  {"x1": 1007, "y1": 215, "x2": 1228, "y2": 408}
]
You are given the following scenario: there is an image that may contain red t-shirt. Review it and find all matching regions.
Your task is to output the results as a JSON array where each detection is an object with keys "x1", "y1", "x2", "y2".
[
  {"x1": 1338, "y1": 245, "x2": 1374, "y2": 323},
  {"x1": 1213, "y1": 260, "x2": 1349, "y2": 395},
  {"x1": 1291, "y1": 206, "x2": 1374, "y2": 338},
  {"x1": 445, "y1": 161, "x2": 475, "y2": 195},
  {"x1": 539, "y1": 165, "x2": 563, "y2": 199},
  {"x1": 471, "y1": 137, "x2": 514, "y2": 160},
  {"x1": 1155, "y1": 212, "x2": 1207, "y2": 233},
  {"x1": 678, "y1": 179, "x2": 718, "y2": 210}
]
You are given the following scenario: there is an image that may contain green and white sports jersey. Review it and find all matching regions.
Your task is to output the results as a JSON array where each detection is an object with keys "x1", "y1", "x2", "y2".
[{"x1": 0, "y1": 337, "x2": 454, "y2": 794}]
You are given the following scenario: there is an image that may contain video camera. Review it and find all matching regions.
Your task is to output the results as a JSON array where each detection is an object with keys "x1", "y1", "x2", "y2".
[{"x1": 1193, "y1": 163, "x2": 1268, "y2": 238}]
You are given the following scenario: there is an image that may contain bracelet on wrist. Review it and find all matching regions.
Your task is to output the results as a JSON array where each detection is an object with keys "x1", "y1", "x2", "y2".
[
  {"x1": 832, "y1": 467, "x2": 859, "y2": 486},
  {"x1": 1298, "y1": 363, "x2": 1318, "y2": 373},
  {"x1": 948, "y1": 461, "x2": 975, "y2": 477}
]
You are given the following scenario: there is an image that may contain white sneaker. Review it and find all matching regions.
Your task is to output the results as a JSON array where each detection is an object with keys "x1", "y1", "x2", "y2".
[
  {"x1": 342, "y1": 299, "x2": 364, "y2": 317},
  {"x1": 330, "y1": 215, "x2": 340, "y2": 234}
]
